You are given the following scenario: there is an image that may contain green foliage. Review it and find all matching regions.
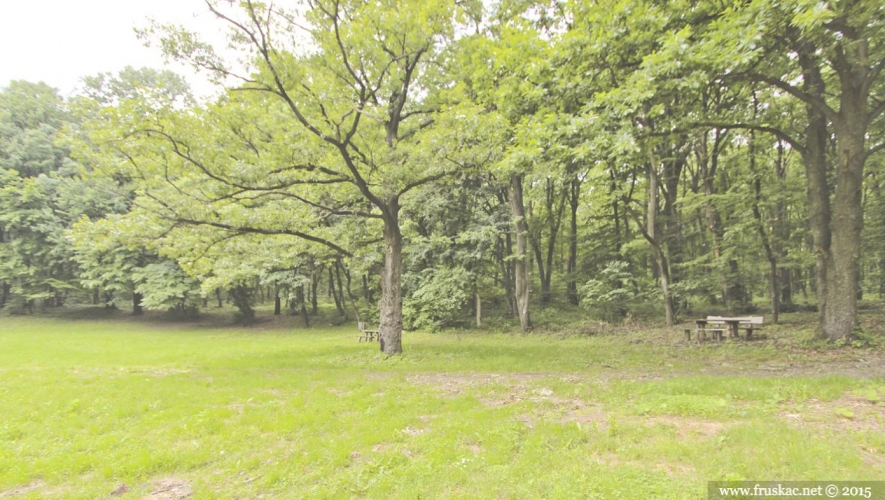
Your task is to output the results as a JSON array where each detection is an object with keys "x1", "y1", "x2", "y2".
[
  {"x1": 132, "y1": 261, "x2": 201, "y2": 315},
  {"x1": 579, "y1": 261, "x2": 650, "y2": 322},
  {"x1": 404, "y1": 267, "x2": 473, "y2": 331}
]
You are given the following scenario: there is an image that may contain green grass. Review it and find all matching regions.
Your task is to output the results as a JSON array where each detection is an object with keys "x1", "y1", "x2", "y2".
[{"x1": 1, "y1": 312, "x2": 884, "y2": 499}]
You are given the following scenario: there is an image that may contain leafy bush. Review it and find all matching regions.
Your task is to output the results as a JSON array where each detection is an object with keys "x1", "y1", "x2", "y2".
[
  {"x1": 579, "y1": 261, "x2": 650, "y2": 323},
  {"x1": 132, "y1": 261, "x2": 201, "y2": 316},
  {"x1": 403, "y1": 266, "x2": 472, "y2": 331}
]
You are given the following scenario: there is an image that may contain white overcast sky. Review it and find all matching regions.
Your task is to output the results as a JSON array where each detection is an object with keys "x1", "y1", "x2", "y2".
[{"x1": 0, "y1": 0, "x2": 223, "y2": 96}]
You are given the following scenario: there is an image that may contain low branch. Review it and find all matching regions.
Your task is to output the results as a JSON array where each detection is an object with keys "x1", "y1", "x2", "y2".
[
  {"x1": 690, "y1": 122, "x2": 804, "y2": 154},
  {"x1": 724, "y1": 72, "x2": 838, "y2": 123},
  {"x1": 867, "y1": 142, "x2": 885, "y2": 160},
  {"x1": 174, "y1": 217, "x2": 353, "y2": 257}
]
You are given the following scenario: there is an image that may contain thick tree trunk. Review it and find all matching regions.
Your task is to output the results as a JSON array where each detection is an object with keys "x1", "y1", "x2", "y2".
[
  {"x1": 509, "y1": 174, "x2": 532, "y2": 332},
  {"x1": 567, "y1": 178, "x2": 580, "y2": 305},
  {"x1": 379, "y1": 207, "x2": 404, "y2": 354},
  {"x1": 824, "y1": 116, "x2": 865, "y2": 340},
  {"x1": 132, "y1": 292, "x2": 144, "y2": 316}
]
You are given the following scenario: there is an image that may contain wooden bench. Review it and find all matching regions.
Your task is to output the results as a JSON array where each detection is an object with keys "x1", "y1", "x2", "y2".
[
  {"x1": 358, "y1": 321, "x2": 380, "y2": 342},
  {"x1": 686, "y1": 316, "x2": 764, "y2": 343}
]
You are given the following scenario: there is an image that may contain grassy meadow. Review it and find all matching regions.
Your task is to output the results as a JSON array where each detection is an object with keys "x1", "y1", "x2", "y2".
[{"x1": 1, "y1": 308, "x2": 884, "y2": 499}]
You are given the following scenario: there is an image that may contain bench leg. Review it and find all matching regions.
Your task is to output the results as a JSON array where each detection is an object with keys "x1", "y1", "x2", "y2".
[
  {"x1": 745, "y1": 328, "x2": 752, "y2": 340},
  {"x1": 685, "y1": 329, "x2": 691, "y2": 342}
]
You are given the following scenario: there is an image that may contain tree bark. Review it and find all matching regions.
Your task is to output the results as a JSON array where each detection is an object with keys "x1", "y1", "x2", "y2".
[
  {"x1": 329, "y1": 267, "x2": 344, "y2": 315},
  {"x1": 751, "y1": 148, "x2": 780, "y2": 324},
  {"x1": 567, "y1": 177, "x2": 580, "y2": 305},
  {"x1": 824, "y1": 115, "x2": 865, "y2": 339},
  {"x1": 296, "y1": 283, "x2": 309, "y2": 327},
  {"x1": 132, "y1": 292, "x2": 144, "y2": 316},
  {"x1": 379, "y1": 203, "x2": 404, "y2": 354},
  {"x1": 530, "y1": 178, "x2": 565, "y2": 305},
  {"x1": 509, "y1": 174, "x2": 532, "y2": 332},
  {"x1": 0, "y1": 282, "x2": 9, "y2": 309},
  {"x1": 334, "y1": 260, "x2": 348, "y2": 319},
  {"x1": 273, "y1": 281, "x2": 281, "y2": 316},
  {"x1": 646, "y1": 160, "x2": 675, "y2": 326},
  {"x1": 310, "y1": 269, "x2": 319, "y2": 315},
  {"x1": 475, "y1": 288, "x2": 482, "y2": 328}
]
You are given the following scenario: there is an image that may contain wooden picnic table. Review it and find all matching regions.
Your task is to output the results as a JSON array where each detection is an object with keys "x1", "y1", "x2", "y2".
[
  {"x1": 358, "y1": 321, "x2": 380, "y2": 342},
  {"x1": 689, "y1": 316, "x2": 764, "y2": 343}
]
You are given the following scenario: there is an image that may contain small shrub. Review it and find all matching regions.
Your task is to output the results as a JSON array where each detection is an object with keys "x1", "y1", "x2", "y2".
[
  {"x1": 579, "y1": 261, "x2": 650, "y2": 323},
  {"x1": 403, "y1": 266, "x2": 472, "y2": 331}
]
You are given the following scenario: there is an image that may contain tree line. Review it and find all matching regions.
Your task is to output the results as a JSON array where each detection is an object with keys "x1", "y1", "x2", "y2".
[{"x1": 1, "y1": 0, "x2": 883, "y2": 354}]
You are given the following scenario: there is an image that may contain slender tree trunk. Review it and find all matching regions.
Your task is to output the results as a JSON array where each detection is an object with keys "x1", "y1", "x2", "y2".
[
  {"x1": 362, "y1": 274, "x2": 375, "y2": 305},
  {"x1": 334, "y1": 261, "x2": 348, "y2": 319},
  {"x1": 510, "y1": 174, "x2": 532, "y2": 332},
  {"x1": 503, "y1": 233, "x2": 517, "y2": 317},
  {"x1": 567, "y1": 177, "x2": 580, "y2": 305},
  {"x1": 342, "y1": 268, "x2": 363, "y2": 323},
  {"x1": 311, "y1": 269, "x2": 319, "y2": 315},
  {"x1": 379, "y1": 204, "x2": 404, "y2": 354},
  {"x1": 1, "y1": 282, "x2": 10, "y2": 308},
  {"x1": 216, "y1": 289, "x2": 224, "y2": 308},
  {"x1": 296, "y1": 283, "x2": 309, "y2": 327},
  {"x1": 132, "y1": 292, "x2": 144, "y2": 316},
  {"x1": 475, "y1": 287, "x2": 482, "y2": 328},
  {"x1": 646, "y1": 160, "x2": 675, "y2": 326},
  {"x1": 793, "y1": 46, "x2": 834, "y2": 338},
  {"x1": 752, "y1": 160, "x2": 780, "y2": 324},
  {"x1": 699, "y1": 130, "x2": 741, "y2": 309},
  {"x1": 273, "y1": 281, "x2": 281, "y2": 316},
  {"x1": 329, "y1": 267, "x2": 344, "y2": 315}
]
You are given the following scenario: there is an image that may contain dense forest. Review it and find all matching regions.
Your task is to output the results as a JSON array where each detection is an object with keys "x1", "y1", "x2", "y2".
[{"x1": 1, "y1": 0, "x2": 883, "y2": 354}]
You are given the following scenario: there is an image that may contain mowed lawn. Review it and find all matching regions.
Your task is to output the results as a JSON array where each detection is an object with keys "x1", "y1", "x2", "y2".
[{"x1": 1, "y1": 313, "x2": 885, "y2": 499}]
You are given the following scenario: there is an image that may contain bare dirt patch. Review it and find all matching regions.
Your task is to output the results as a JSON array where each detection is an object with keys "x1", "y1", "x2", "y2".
[
  {"x1": 407, "y1": 372, "x2": 548, "y2": 395},
  {"x1": 636, "y1": 415, "x2": 729, "y2": 439},
  {"x1": 590, "y1": 452, "x2": 697, "y2": 476},
  {"x1": 780, "y1": 395, "x2": 885, "y2": 433},
  {"x1": 0, "y1": 481, "x2": 44, "y2": 499},
  {"x1": 143, "y1": 478, "x2": 193, "y2": 500}
]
